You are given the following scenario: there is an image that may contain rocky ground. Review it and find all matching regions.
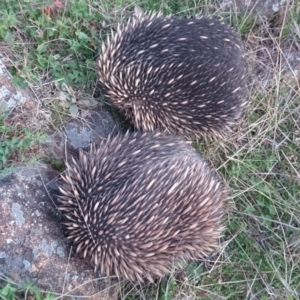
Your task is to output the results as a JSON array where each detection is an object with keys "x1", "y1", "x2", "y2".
[{"x1": 0, "y1": 53, "x2": 121, "y2": 299}]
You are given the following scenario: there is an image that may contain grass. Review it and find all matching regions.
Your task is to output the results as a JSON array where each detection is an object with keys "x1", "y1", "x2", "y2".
[
  {"x1": 0, "y1": 276, "x2": 55, "y2": 300},
  {"x1": 0, "y1": 0, "x2": 300, "y2": 299}
]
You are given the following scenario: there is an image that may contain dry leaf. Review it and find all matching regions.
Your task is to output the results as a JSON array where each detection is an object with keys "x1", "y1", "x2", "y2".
[{"x1": 43, "y1": 0, "x2": 64, "y2": 16}]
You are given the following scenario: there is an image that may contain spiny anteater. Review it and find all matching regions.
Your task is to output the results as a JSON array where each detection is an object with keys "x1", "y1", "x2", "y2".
[
  {"x1": 97, "y1": 11, "x2": 247, "y2": 139},
  {"x1": 58, "y1": 131, "x2": 227, "y2": 282}
]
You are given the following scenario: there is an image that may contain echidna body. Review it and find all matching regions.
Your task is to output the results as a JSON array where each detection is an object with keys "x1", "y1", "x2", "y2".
[
  {"x1": 97, "y1": 11, "x2": 247, "y2": 139},
  {"x1": 58, "y1": 131, "x2": 227, "y2": 282}
]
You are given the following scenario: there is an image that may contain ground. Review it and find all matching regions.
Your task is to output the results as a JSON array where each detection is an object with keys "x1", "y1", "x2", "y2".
[{"x1": 0, "y1": 0, "x2": 299, "y2": 299}]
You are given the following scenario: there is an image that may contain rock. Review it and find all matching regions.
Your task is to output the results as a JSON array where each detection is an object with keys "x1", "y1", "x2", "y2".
[
  {"x1": 0, "y1": 163, "x2": 119, "y2": 299},
  {"x1": 65, "y1": 107, "x2": 119, "y2": 150},
  {"x1": 42, "y1": 106, "x2": 120, "y2": 161},
  {"x1": 0, "y1": 52, "x2": 31, "y2": 112}
]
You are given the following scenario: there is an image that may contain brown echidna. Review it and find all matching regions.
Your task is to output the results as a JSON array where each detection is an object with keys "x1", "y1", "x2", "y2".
[
  {"x1": 97, "y1": 11, "x2": 247, "y2": 139},
  {"x1": 58, "y1": 131, "x2": 227, "y2": 282}
]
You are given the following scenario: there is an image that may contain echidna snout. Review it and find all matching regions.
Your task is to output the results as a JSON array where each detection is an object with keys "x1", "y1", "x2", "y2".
[
  {"x1": 97, "y1": 11, "x2": 248, "y2": 139},
  {"x1": 58, "y1": 131, "x2": 227, "y2": 282}
]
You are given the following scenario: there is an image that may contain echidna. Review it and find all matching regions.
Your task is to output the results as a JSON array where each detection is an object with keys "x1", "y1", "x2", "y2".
[
  {"x1": 58, "y1": 131, "x2": 227, "y2": 282},
  {"x1": 97, "y1": 11, "x2": 247, "y2": 139}
]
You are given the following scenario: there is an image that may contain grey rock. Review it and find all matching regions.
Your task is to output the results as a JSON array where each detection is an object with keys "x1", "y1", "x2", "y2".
[
  {"x1": 0, "y1": 52, "x2": 30, "y2": 111},
  {"x1": 0, "y1": 163, "x2": 119, "y2": 299},
  {"x1": 66, "y1": 107, "x2": 119, "y2": 149},
  {"x1": 42, "y1": 106, "x2": 120, "y2": 161}
]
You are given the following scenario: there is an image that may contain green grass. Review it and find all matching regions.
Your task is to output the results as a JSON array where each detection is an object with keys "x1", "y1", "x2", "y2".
[
  {"x1": 1, "y1": 0, "x2": 101, "y2": 86},
  {"x1": 0, "y1": 0, "x2": 300, "y2": 299},
  {"x1": 0, "y1": 278, "x2": 55, "y2": 300}
]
